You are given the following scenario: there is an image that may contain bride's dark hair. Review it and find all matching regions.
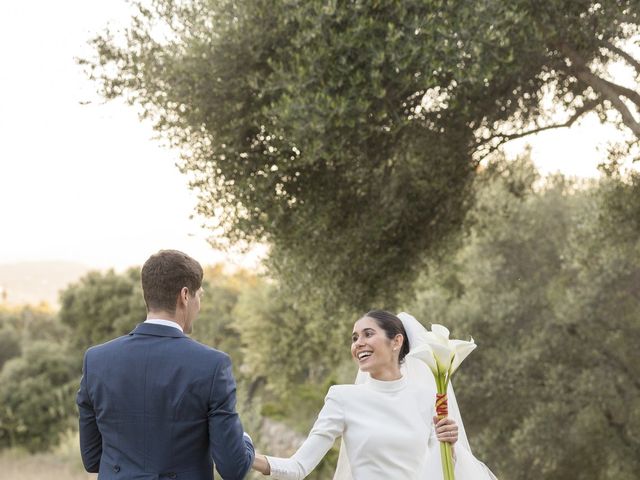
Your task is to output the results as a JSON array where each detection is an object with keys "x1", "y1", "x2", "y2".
[{"x1": 365, "y1": 310, "x2": 410, "y2": 363}]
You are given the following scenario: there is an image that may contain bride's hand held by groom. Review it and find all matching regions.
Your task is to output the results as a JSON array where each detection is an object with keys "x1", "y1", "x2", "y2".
[{"x1": 253, "y1": 453, "x2": 271, "y2": 476}]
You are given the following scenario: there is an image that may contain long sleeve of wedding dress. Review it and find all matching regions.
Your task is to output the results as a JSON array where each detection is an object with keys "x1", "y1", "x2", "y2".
[{"x1": 266, "y1": 387, "x2": 344, "y2": 480}]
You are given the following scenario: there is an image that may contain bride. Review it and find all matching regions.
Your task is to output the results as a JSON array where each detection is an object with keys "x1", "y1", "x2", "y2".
[{"x1": 251, "y1": 310, "x2": 497, "y2": 480}]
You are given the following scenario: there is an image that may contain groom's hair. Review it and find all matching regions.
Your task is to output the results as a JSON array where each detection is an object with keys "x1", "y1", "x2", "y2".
[
  {"x1": 366, "y1": 310, "x2": 410, "y2": 362},
  {"x1": 141, "y1": 250, "x2": 203, "y2": 313}
]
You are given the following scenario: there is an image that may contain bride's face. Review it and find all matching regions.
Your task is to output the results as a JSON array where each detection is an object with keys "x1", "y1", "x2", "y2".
[{"x1": 351, "y1": 316, "x2": 399, "y2": 376}]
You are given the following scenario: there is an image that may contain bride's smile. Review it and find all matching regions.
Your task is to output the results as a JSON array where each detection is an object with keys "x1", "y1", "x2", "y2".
[
  {"x1": 351, "y1": 316, "x2": 403, "y2": 380},
  {"x1": 356, "y1": 350, "x2": 372, "y2": 360}
]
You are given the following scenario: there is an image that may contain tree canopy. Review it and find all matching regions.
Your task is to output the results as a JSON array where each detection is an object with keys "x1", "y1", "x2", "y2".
[
  {"x1": 0, "y1": 306, "x2": 77, "y2": 453},
  {"x1": 59, "y1": 268, "x2": 146, "y2": 350},
  {"x1": 85, "y1": 0, "x2": 640, "y2": 309}
]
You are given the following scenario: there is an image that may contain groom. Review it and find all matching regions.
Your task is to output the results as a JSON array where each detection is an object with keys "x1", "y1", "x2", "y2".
[{"x1": 76, "y1": 249, "x2": 254, "y2": 479}]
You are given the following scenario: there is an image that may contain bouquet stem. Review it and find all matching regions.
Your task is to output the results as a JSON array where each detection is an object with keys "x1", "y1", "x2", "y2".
[{"x1": 436, "y1": 386, "x2": 455, "y2": 480}]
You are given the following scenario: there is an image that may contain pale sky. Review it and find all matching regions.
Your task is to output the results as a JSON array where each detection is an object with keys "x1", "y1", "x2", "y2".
[{"x1": 0, "y1": 1, "x2": 633, "y2": 271}]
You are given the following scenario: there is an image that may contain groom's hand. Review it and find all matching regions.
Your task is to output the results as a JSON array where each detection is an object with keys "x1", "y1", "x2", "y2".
[{"x1": 433, "y1": 416, "x2": 458, "y2": 444}]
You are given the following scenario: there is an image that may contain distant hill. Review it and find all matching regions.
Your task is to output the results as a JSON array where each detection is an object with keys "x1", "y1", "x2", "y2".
[{"x1": 0, "y1": 261, "x2": 93, "y2": 308}]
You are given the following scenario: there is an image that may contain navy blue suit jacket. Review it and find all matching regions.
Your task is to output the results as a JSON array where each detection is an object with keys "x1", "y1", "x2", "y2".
[{"x1": 77, "y1": 322, "x2": 254, "y2": 479}]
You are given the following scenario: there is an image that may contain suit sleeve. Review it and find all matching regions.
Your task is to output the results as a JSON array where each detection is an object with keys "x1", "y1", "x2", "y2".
[
  {"x1": 76, "y1": 350, "x2": 102, "y2": 473},
  {"x1": 208, "y1": 354, "x2": 255, "y2": 480},
  {"x1": 265, "y1": 386, "x2": 345, "y2": 479}
]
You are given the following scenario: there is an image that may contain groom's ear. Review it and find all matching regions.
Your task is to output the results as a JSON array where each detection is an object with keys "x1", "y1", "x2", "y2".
[{"x1": 176, "y1": 287, "x2": 189, "y2": 307}]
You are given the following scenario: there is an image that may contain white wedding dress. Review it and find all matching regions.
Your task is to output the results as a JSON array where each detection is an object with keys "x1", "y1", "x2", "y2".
[{"x1": 266, "y1": 314, "x2": 498, "y2": 480}]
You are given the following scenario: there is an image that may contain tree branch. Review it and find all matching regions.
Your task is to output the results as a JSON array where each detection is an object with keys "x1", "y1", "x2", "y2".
[
  {"x1": 575, "y1": 68, "x2": 640, "y2": 108},
  {"x1": 560, "y1": 42, "x2": 640, "y2": 138},
  {"x1": 573, "y1": 70, "x2": 640, "y2": 137},
  {"x1": 563, "y1": 42, "x2": 640, "y2": 106},
  {"x1": 600, "y1": 40, "x2": 640, "y2": 76},
  {"x1": 474, "y1": 98, "x2": 601, "y2": 160}
]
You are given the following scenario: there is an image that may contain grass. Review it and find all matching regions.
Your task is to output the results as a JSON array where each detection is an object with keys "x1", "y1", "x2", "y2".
[{"x1": 0, "y1": 431, "x2": 95, "y2": 480}]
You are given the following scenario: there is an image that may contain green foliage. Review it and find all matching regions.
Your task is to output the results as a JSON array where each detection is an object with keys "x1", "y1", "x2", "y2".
[
  {"x1": 0, "y1": 305, "x2": 67, "y2": 345},
  {"x1": 0, "y1": 306, "x2": 78, "y2": 453},
  {"x1": 84, "y1": 0, "x2": 639, "y2": 312},
  {"x1": 0, "y1": 328, "x2": 21, "y2": 371},
  {"x1": 0, "y1": 342, "x2": 77, "y2": 453},
  {"x1": 406, "y1": 156, "x2": 640, "y2": 480},
  {"x1": 549, "y1": 172, "x2": 640, "y2": 480},
  {"x1": 190, "y1": 265, "x2": 259, "y2": 362},
  {"x1": 233, "y1": 281, "x2": 353, "y2": 391},
  {"x1": 58, "y1": 268, "x2": 146, "y2": 351}
]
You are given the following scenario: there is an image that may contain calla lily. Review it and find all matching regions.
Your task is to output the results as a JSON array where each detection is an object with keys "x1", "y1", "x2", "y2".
[
  {"x1": 409, "y1": 325, "x2": 476, "y2": 378},
  {"x1": 429, "y1": 341, "x2": 455, "y2": 372},
  {"x1": 408, "y1": 343, "x2": 438, "y2": 374},
  {"x1": 402, "y1": 315, "x2": 478, "y2": 480},
  {"x1": 450, "y1": 338, "x2": 477, "y2": 374},
  {"x1": 431, "y1": 323, "x2": 451, "y2": 342}
]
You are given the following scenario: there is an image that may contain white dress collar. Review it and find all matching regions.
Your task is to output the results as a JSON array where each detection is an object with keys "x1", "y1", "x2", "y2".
[{"x1": 366, "y1": 375, "x2": 407, "y2": 392}]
